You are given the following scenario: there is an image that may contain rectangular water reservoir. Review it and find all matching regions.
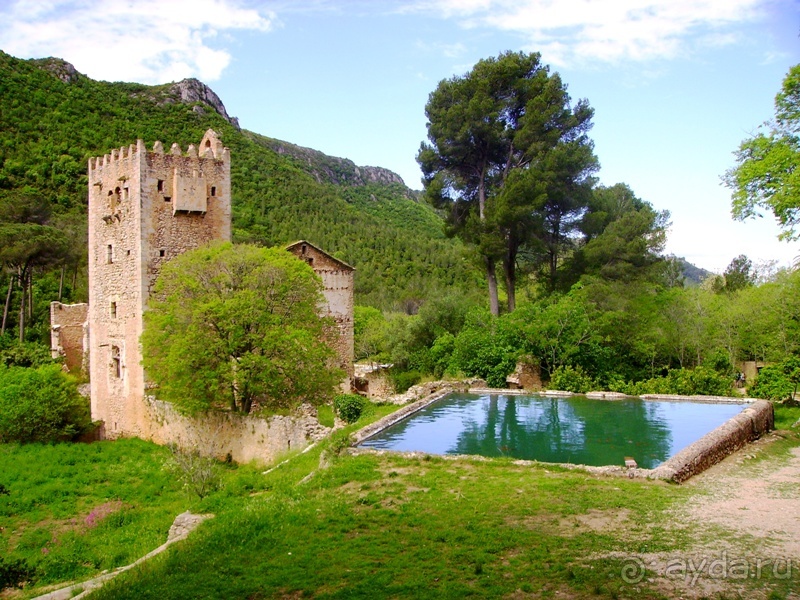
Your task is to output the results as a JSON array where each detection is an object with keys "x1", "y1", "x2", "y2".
[{"x1": 359, "y1": 393, "x2": 750, "y2": 469}]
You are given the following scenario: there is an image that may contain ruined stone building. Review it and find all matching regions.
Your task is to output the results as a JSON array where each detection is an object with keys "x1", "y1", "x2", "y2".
[
  {"x1": 286, "y1": 240, "x2": 355, "y2": 391},
  {"x1": 50, "y1": 302, "x2": 88, "y2": 373},
  {"x1": 51, "y1": 130, "x2": 355, "y2": 452},
  {"x1": 87, "y1": 129, "x2": 232, "y2": 439}
]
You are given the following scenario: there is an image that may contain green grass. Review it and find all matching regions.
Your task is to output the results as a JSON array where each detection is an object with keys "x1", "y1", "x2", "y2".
[
  {"x1": 92, "y1": 443, "x2": 697, "y2": 599},
  {"x1": 4, "y1": 401, "x2": 800, "y2": 599},
  {"x1": 0, "y1": 439, "x2": 276, "y2": 596},
  {"x1": 0, "y1": 439, "x2": 189, "y2": 593},
  {"x1": 317, "y1": 403, "x2": 335, "y2": 428},
  {"x1": 774, "y1": 402, "x2": 800, "y2": 430}
]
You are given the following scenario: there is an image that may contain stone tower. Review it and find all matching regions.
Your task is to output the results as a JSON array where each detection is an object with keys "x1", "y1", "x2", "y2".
[{"x1": 87, "y1": 130, "x2": 231, "y2": 439}]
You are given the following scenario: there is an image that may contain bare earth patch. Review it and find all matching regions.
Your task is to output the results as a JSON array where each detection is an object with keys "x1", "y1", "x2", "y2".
[
  {"x1": 621, "y1": 432, "x2": 800, "y2": 599},
  {"x1": 683, "y1": 435, "x2": 800, "y2": 558}
]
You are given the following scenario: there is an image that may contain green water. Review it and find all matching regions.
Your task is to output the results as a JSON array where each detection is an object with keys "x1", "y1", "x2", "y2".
[{"x1": 360, "y1": 393, "x2": 749, "y2": 468}]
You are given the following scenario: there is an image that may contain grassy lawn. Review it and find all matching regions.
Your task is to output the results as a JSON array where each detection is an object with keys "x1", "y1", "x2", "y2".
[{"x1": 2, "y1": 402, "x2": 798, "y2": 599}]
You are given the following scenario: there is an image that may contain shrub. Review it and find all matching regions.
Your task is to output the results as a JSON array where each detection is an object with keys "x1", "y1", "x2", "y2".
[
  {"x1": 621, "y1": 367, "x2": 732, "y2": 397},
  {"x1": 390, "y1": 370, "x2": 421, "y2": 393},
  {"x1": 429, "y1": 332, "x2": 456, "y2": 378},
  {"x1": 549, "y1": 365, "x2": 595, "y2": 393},
  {"x1": 333, "y1": 394, "x2": 367, "y2": 423},
  {"x1": 749, "y1": 357, "x2": 800, "y2": 401},
  {"x1": 0, "y1": 364, "x2": 91, "y2": 443},
  {"x1": 0, "y1": 342, "x2": 55, "y2": 368},
  {"x1": 163, "y1": 445, "x2": 222, "y2": 499},
  {"x1": 451, "y1": 310, "x2": 517, "y2": 388},
  {"x1": 0, "y1": 557, "x2": 36, "y2": 589}
]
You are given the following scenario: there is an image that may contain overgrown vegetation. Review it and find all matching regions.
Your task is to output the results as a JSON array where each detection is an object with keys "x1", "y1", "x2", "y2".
[
  {"x1": 0, "y1": 364, "x2": 91, "y2": 443},
  {"x1": 0, "y1": 439, "x2": 194, "y2": 591},
  {"x1": 142, "y1": 243, "x2": 342, "y2": 414},
  {"x1": 333, "y1": 393, "x2": 367, "y2": 423},
  {"x1": 0, "y1": 49, "x2": 481, "y2": 357}
]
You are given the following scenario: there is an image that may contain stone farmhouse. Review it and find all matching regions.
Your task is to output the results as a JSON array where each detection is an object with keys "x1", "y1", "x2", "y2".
[{"x1": 50, "y1": 130, "x2": 353, "y2": 458}]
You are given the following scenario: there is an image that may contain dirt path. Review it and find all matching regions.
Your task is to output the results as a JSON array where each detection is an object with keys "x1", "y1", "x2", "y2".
[
  {"x1": 684, "y1": 433, "x2": 800, "y2": 558},
  {"x1": 644, "y1": 431, "x2": 800, "y2": 598}
]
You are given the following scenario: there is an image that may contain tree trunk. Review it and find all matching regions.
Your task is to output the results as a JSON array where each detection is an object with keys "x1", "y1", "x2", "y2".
[
  {"x1": 1, "y1": 275, "x2": 13, "y2": 336},
  {"x1": 478, "y1": 164, "x2": 501, "y2": 316},
  {"x1": 18, "y1": 269, "x2": 25, "y2": 343},
  {"x1": 486, "y1": 256, "x2": 500, "y2": 316},
  {"x1": 59, "y1": 266, "x2": 65, "y2": 301},
  {"x1": 503, "y1": 232, "x2": 518, "y2": 313},
  {"x1": 27, "y1": 270, "x2": 33, "y2": 321}
]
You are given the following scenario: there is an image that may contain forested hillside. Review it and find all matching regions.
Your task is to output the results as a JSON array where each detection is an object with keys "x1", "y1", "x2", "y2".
[
  {"x1": 0, "y1": 49, "x2": 481, "y2": 345},
  {"x1": 4, "y1": 48, "x2": 798, "y2": 404}
]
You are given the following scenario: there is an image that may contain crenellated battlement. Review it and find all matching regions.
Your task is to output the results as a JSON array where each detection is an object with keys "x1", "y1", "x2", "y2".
[{"x1": 89, "y1": 130, "x2": 229, "y2": 173}]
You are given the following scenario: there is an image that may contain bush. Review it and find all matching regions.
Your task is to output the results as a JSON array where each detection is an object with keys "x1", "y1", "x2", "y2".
[
  {"x1": 390, "y1": 370, "x2": 421, "y2": 393},
  {"x1": 749, "y1": 357, "x2": 800, "y2": 401},
  {"x1": 163, "y1": 445, "x2": 222, "y2": 499},
  {"x1": 333, "y1": 394, "x2": 367, "y2": 423},
  {"x1": 0, "y1": 341, "x2": 55, "y2": 368},
  {"x1": 549, "y1": 365, "x2": 595, "y2": 393},
  {"x1": 0, "y1": 557, "x2": 36, "y2": 589},
  {"x1": 0, "y1": 364, "x2": 91, "y2": 443},
  {"x1": 450, "y1": 310, "x2": 517, "y2": 388},
  {"x1": 621, "y1": 366, "x2": 732, "y2": 396}
]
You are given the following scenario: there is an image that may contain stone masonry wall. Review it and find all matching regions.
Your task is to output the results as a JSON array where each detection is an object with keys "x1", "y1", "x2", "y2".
[
  {"x1": 88, "y1": 130, "x2": 231, "y2": 440},
  {"x1": 651, "y1": 399, "x2": 774, "y2": 483},
  {"x1": 50, "y1": 302, "x2": 88, "y2": 373},
  {"x1": 144, "y1": 398, "x2": 329, "y2": 464},
  {"x1": 286, "y1": 242, "x2": 354, "y2": 391}
]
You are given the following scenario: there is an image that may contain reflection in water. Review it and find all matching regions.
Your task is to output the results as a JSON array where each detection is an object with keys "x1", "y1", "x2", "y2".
[{"x1": 360, "y1": 393, "x2": 748, "y2": 468}]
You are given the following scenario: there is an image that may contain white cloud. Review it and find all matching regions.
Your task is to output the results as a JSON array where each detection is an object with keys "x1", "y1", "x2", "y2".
[
  {"x1": 0, "y1": 0, "x2": 274, "y2": 83},
  {"x1": 408, "y1": 0, "x2": 768, "y2": 66}
]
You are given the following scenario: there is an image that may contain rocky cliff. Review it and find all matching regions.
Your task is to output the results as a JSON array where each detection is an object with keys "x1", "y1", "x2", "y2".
[
  {"x1": 265, "y1": 138, "x2": 407, "y2": 188},
  {"x1": 168, "y1": 78, "x2": 240, "y2": 129}
]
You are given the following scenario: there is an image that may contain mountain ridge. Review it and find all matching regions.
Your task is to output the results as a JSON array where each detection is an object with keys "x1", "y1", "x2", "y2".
[{"x1": 0, "y1": 50, "x2": 479, "y2": 310}]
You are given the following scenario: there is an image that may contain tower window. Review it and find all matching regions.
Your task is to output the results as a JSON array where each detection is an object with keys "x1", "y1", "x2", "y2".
[
  {"x1": 110, "y1": 302, "x2": 117, "y2": 318},
  {"x1": 111, "y1": 346, "x2": 121, "y2": 378},
  {"x1": 159, "y1": 249, "x2": 165, "y2": 257},
  {"x1": 107, "y1": 245, "x2": 113, "y2": 264},
  {"x1": 157, "y1": 179, "x2": 164, "y2": 192},
  {"x1": 210, "y1": 186, "x2": 216, "y2": 197},
  {"x1": 164, "y1": 196, "x2": 171, "y2": 202}
]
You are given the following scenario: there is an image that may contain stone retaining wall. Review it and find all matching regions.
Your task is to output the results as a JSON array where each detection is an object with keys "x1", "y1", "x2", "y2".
[
  {"x1": 649, "y1": 399, "x2": 774, "y2": 482},
  {"x1": 352, "y1": 381, "x2": 467, "y2": 444},
  {"x1": 143, "y1": 398, "x2": 330, "y2": 464}
]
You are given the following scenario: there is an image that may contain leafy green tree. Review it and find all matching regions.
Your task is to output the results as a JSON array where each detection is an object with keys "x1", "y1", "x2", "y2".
[
  {"x1": 722, "y1": 254, "x2": 754, "y2": 293},
  {"x1": 507, "y1": 287, "x2": 604, "y2": 378},
  {"x1": 418, "y1": 51, "x2": 596, "y2": 313},
  {"x1": 141, "y1": 242, "x2": 342, "y2": 414},
  {"x1": 0, "y1": 223, "x2": 68, "y2": 341},
  {"x1": 0, "y1": 363, "x2": 91, "y2": 443},
  {"x1": 725, "y1": 64, "x2": 800, "y2": 239},
  {"x1": 575, "y1": 184, "x2": 669, "y2": 284},
  {"x1": 750, "y1": 356, "x2": 800, "y2": 401},
  {"x1": 353, "y1": 305, "x2": 387, "y2": 362},
  {"x1": 451, "y1": 308, "x2": 519, "y2": 387}
]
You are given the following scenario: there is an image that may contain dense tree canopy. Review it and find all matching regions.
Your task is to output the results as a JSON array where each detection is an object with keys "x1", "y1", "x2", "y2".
[
  {"x1": 725, "y1": 64, "x2": 800, "y2": 239},
  {"x1": 418, "y1": 51, "x2": 596, "y2": 313},
  {"x1": 141, "y1": 243, "x2": 342, "y2": 414}
]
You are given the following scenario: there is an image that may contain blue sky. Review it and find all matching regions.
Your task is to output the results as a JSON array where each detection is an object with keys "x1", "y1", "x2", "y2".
[{"x1": 0, "y1": 0, "x2": 798, "y2": 273}]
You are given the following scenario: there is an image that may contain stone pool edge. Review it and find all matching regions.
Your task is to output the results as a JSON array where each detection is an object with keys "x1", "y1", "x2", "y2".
[{"x1": 349, "y1": 387, "x2": 775, "y2": 484}]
